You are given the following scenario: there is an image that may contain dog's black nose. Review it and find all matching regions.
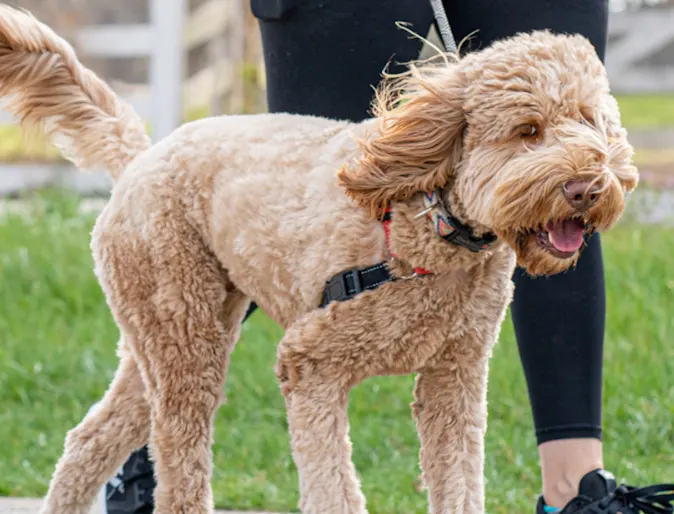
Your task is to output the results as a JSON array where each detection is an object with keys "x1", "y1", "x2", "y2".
[{"x1": 562, "y1": 180, "x2": 601, "y2": 210}]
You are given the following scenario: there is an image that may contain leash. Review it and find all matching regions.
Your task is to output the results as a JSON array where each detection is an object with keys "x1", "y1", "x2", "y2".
[{"x1": 428, "y1": 0, "x2": 457, "y2": 53}]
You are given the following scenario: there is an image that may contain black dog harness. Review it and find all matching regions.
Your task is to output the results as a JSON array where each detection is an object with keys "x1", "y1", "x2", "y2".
[{"x1": 320, "y1": 189, "x2": 497, "y2": 307}]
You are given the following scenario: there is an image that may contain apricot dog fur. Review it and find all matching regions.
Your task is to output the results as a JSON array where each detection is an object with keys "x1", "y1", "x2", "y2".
[{"x1": 0, "y1": 5, "x2": 637, "y2": 514}]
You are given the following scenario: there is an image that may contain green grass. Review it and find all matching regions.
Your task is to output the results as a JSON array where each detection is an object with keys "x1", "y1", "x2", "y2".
[
  {"x1": 0, "y1": 190, "x2": 672, "y2": 513},
  {"x1": 615, "y1": 94, "x2": 674, "y2": 130}
]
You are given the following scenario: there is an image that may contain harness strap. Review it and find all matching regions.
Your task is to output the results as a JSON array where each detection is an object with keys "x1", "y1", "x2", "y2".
[
  {"x1": 320, "y1": 209, "x2": 430, "y2": 308},
  {"x1": 382, "y1": 209, "x2": 432, "y2": 276},
  {"x1": 319, "y1": 262, "x2": 393, "y2": 308},
  {"x1": 320, "y1": 4, "x2": 476, "y2": 308}
]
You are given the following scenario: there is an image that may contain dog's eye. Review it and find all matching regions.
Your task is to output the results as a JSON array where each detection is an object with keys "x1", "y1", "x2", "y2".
[{"x1": 519, "y1": 124, "x2": 539, "y2": 139}]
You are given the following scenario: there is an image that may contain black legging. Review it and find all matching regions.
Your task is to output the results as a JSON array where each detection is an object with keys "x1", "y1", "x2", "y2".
[{"x1": 251, "y1": 0, "x2": 608, "y2": 444}]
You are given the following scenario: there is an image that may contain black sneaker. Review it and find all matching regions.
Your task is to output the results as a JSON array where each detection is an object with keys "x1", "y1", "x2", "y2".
[
  {"x1": 536, "y1": 469, "x2": 674, "y2": 514},
  {"x1": 105, "y1": 445, "x2": 155, "y2": 514}
]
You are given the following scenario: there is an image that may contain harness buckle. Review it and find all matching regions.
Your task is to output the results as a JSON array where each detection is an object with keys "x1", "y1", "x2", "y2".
[
  {"x1": 350, "y1": 269, "x2": 363, "y2": 293},
  {"x1": 324, "y1": 272, "x2": 349, "y2": 304},
  {"x1": 320, "y1": 264, "x2": 394, "y2": 308}
]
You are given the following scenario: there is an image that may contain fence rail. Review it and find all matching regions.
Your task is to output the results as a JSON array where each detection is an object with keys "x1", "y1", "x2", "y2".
[
  {"x1": 0, "y1": 0, "x2": 247, "y2": 195},
  {"x1": 0, "y1": 0, "x2": 242, "y2": 139}
]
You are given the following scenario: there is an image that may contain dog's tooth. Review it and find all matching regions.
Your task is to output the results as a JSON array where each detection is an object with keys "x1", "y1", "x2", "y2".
[{"x1": 547, "y1": 231, "x2": 553, "y2": 244}]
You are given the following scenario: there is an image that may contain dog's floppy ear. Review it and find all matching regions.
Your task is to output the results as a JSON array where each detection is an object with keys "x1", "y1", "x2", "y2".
[{"x1": 338, "y1": 64, "x2": 467, "y2": 218}]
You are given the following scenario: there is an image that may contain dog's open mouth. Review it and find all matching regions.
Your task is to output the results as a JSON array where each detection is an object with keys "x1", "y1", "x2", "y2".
[{"x1": 535, "y1": 218, "x2": 586, "y2": 259}]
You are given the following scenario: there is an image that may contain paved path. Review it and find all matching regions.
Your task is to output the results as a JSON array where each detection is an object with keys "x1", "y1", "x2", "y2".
[{"x1": 0, "y1": 498, "x2": 281, "y2": 514}]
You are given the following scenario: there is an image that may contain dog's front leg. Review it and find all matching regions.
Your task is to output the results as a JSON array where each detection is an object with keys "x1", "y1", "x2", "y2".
[
  {"x1": 274, "y1": 274, "x2": 472, "y2": 514},
  {"x1": 276, "y1": 334, "x2": 367, "y2": 514},
  {"x1": 412, "y1": 342, "x2": 490, "y2": 514}
]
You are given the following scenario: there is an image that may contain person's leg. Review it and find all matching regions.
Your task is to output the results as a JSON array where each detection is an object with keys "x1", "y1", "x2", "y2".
[
  {"x1": 444, "y1": 0, "x2": 609, "y2": 508},
  {"x1": 513, "y1": 237, "x2": 605, "y2": 508},
  {"x1": 258, "y1": 1, "x2": 619, "y2": 511},
  {"x1": 254, "y1": 0, "x2": 433, "y2": 121},
  {"x1": 256, "y1": 1, "x2": 608, "y2": 510}
]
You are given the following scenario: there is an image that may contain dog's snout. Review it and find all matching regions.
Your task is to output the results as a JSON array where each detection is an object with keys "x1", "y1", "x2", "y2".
[{"x1": 562, "y1": 180, "x2": 601, "y2": 210}]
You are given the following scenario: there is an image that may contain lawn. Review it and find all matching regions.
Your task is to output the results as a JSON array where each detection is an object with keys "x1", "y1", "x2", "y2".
[
  {"x1": 0, "y1": 190, "x2": 672, "y2": 513},
  {"x1": 614, "y1": 94, "x2": 674, "y2": 130}
]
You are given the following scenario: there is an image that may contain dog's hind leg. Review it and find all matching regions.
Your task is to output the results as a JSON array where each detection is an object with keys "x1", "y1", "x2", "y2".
[
  {"x1": 412, "y1": 342, "x2": 490, "y2": 514},
  {"x1": 92, "y1": 212, "x2": 250, "y2": 514},
  {"x1": 144, "y1": 277, "x2": 248, "y2": 514},
  {"x1": 40, "y1": 343, "x2": 150, "y2": 514}
]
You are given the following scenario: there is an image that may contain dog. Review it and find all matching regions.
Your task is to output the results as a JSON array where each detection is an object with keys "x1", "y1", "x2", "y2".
[{"x1": 0, "y1": 5, "x2": 637, "y2": 514}]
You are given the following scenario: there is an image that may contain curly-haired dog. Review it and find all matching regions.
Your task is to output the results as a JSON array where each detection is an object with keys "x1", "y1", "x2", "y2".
[{"x1": 0, "y1": 5, "x2": 637, "y2": 514}]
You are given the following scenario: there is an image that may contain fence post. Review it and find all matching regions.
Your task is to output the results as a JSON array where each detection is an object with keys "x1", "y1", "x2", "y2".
[{"x1": 149, "y1": 0, "x2": 185, "y2": 142}]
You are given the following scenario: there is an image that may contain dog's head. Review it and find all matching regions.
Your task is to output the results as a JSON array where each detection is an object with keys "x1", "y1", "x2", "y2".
[{"x1": 339, "y1": 30, "x2": 637, "y2": 276}]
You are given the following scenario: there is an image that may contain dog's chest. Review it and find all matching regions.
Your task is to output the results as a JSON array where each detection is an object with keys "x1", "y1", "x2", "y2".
[
  {"x1": 427, "y1": 267, "x2": 512, "y2": 334},
  {"x1": 335, "y1": 258, "x2": 515, "y2": 376}
]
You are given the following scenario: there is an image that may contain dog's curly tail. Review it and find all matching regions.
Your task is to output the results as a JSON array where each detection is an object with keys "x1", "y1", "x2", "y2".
[{"x1": 0, "y1": 5, "x2": 150, "y2": 181}]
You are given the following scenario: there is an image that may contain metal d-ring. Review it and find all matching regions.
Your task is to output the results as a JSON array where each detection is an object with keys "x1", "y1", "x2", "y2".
[{"x1": 390, "y1": 258, "x2": 418, "y2": 280}]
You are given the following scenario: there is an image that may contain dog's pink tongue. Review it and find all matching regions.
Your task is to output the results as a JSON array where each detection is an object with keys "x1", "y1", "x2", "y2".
[{"x1": 547, "y1": 219, "x2": 585, "y2": 253}]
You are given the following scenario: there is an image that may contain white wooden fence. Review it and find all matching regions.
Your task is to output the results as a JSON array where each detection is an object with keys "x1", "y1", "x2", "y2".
[
  {"x1": 0, "y1": 0, "x2": 250, "y2": 195},
  {"x1": 0, "y1": 0, "x2": 190, "y2": 141}
]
